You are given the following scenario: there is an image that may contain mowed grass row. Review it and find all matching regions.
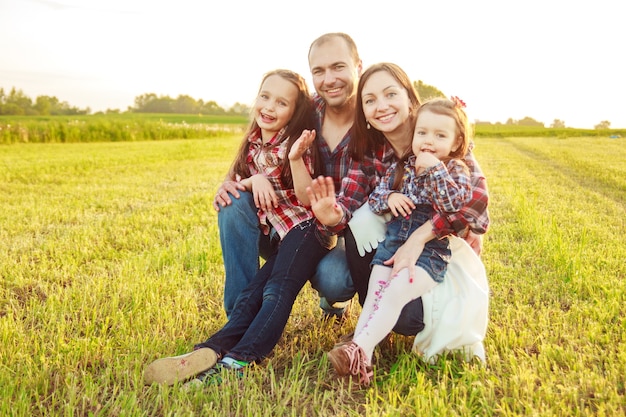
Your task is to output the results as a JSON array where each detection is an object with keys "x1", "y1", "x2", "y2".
[{"x1": 0, "y1": 136, "x2": 624, "y2": 416}]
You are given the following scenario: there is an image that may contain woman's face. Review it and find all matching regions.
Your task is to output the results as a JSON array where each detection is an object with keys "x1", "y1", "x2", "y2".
[{"x1": 361, "y1": 70, "x2": 412, "y2": 135}]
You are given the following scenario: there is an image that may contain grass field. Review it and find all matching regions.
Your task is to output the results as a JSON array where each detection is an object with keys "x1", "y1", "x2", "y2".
[{"x1": 1, "y1": 135, "x2": 625, "y2": 416}]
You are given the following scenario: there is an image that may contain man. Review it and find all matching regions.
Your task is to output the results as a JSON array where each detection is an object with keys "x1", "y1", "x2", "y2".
[{"x1": 213, "y1": 33, "x2": 362, "y2": 319}]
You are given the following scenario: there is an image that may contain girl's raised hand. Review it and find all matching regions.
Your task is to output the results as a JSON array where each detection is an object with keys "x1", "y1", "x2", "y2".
[
  {"x1": 250, "y1": 174, "x2": 278, "y2": 211},
  {"x1": 288, "y1": 130, "x2": 316, "y2": 161}
]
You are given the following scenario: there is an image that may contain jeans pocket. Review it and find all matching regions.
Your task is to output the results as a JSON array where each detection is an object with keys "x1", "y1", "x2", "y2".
[{"x1": 428, "y1": 253, "x2": 447, "y2": 283}]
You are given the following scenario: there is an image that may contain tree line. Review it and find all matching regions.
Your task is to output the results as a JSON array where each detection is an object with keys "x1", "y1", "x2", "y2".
[
  {"x1": 0, "y1": 87, "x2": 89, "y2": 116},
  {"x1": 0, "y1": 87, "x2": 250, "y2": 116},
  {"x1": 0, "y1": 85, "x2": 613, "y2": 130},
  {"x1": 0, "y1": 81, "x2": 445, "y2": 117}
]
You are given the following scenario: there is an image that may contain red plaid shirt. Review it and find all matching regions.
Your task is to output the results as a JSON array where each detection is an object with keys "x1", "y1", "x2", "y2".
[
  {"x1": 246, "y1": 127, "x2": 314, "y2": 240},
  {"x1": 318, "y1": 142, "x2": 395, "y2": 235},
  {"x1": 313, "y1": 94, "x2": 353, "y2": 187},
  {"x1": 318, "y1": 141, "x2": 490, "y2": 238},
  {"x1": 431, "y1": 145, "x2": 490, "y2": 238}
]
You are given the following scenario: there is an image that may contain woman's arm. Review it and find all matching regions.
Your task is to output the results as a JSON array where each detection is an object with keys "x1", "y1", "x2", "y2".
[{"x1": 430, "y1": 147, "x2": 490, "y2": 255}]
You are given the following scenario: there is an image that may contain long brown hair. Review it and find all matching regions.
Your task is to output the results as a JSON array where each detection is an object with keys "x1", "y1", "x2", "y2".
[
  {"x1": 229, "y1": 69, "x2": 318, "y2": 188},
  {"x1": 349, "y1": 62, "x2": 421, "y2": 161}
]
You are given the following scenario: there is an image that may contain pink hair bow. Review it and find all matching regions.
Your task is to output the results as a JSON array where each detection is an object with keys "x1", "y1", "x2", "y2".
[{"x1": 450, "y1": 96, "x2": 466, "y2": 108}]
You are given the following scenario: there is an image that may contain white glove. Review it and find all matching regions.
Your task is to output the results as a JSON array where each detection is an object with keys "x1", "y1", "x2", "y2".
[{"x1": 348, "y1": 203, "x2": 390, "y2": 256}]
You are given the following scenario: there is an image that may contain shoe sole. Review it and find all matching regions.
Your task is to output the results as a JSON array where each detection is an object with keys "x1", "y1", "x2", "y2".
[{"x1": 143, "y1": 347, "x2": 218, "y2": 385}]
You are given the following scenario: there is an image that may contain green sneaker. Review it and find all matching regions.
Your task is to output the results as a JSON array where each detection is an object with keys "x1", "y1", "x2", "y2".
[{"x1": 183, "y1": 358, "x2": 248, "y2": 388}]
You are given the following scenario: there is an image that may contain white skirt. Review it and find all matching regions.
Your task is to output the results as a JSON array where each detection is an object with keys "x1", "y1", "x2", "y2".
[{"x1": 348, "y1": 203, "x2": 490, "y2": 363}]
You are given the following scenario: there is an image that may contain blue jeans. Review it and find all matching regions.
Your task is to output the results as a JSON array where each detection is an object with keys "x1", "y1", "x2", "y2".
[
  {"x1": 372, "y1": 205, "x2": 449, "y2": 283},
  {"x1": 195, "y1": 220, "x2": 334, "y2": 362},
  {"x1": 309, "y1": 235, "x2": 354, "y2": 314},
  {"x1": 218, "y1": 192, "x2": 276, "y2": 316},
  {"x1": 218, "y1": 191, "x2": 353, "y2": 317}
]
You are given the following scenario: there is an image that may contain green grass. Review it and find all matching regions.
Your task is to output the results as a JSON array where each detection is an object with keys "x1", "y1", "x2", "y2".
[
  {"x1": 0, "y1": 136, "x2": 624, "y2": 416},
  {"x1": 0, "y1": 115, "x2": 248, "y2": 144}
]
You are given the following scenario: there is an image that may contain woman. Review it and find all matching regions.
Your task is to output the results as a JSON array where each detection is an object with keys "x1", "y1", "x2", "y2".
[{"x1": 304, "y1": 63, "x2": 490, "y2": 384}]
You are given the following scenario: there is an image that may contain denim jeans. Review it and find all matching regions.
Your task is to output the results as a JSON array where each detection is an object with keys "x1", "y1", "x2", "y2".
[
  {"x1": 309, "y1": 235, "x2": 355, "y2": 314},
  {"x1": 372, "y1": 205, "x2": 449, "y2": 284},
  {"x1": 218, "y1": 192, "x2": 277, "y2": 317},
  {"x1": 218, "y1": 191, "x2": 351, "y2": 317},
  {"x1": 196, "y1": 219, "x2": 334, "y2": 362}
]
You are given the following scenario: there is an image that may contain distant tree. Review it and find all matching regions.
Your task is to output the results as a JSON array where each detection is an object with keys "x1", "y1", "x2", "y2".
[
  {"x1": 413, "y1": 80, "x2": 445, "y2": 101},
  {"x1": 1, "y1": 87, "x2": 32, "y2": 115},
  {"x1": 34, "y1": 96, "x2": 52, "y2": 115},
  {"x1": 504, "y1": 117, "x2": 544, "y2": 127},
  {"x1": 517, "y1": 117, "x2": 544, "y2": 127},
  {"x1": 134, "y1": 93, "x2": 158, "y2": 110},
  {"x1": 172, "y1": 94, "x2": 197, "y2": 114},
  {"x1": 147, "y1": 96, "x2": 174, "y2": 113},
  {"x1": 551, "y1": 119, "x2": 566, "y2": 128},
  {"x1": 199, "y1": 100, "x2": 225, "y2": 114},
  {"x1": 594, "y1": 120, "x2": 611, "y2": 129},
  {"x1": 132, "y1": 93, "x2": 173, "y2": 113},
  {"x1": 0, "y1": 87, "x2": 89, "y2": 115},
  {"x1": 1, "y1": 103, "x2": 24, "y2": 115},
  {"x1": 228, "y1": 102, "x2": 250, "y2": 116}
]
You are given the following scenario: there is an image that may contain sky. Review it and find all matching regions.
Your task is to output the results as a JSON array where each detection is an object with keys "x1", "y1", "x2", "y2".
[{"x1": 1, "y1": 0, "x2": 624, "y2": 129}]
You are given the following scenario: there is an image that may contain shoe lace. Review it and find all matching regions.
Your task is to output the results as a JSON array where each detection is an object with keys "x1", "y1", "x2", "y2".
[{"x1": 344, "y1": 342, "x2": 373, "y2": 385}]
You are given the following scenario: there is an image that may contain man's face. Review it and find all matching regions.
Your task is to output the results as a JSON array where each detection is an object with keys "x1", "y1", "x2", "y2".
[{"x1": 308, "y1": 37, "x2": 361, "y2": 109}]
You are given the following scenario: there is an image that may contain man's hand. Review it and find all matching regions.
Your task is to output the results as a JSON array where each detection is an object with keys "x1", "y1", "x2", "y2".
[{"x1": 213, "y1": 177, "x2": 246, "y2": 211}]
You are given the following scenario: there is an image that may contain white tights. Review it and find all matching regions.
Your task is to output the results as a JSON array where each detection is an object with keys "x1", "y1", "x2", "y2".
[{"x1": 353, "y1": 265, "x2": 438, "y2": 364}]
